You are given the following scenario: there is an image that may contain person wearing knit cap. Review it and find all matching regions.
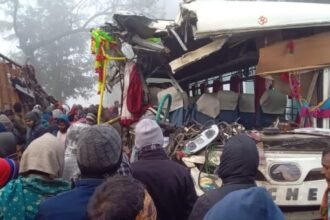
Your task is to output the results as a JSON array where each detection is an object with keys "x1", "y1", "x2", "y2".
[
  {"x1": 0, "y1": 133, "x2": 70, "y2": 220},
  {"x1": 86, "y1": 112, "x2": 97, "y2": 125},
  {"x1": 0, "y1": 114, "x2": 14, "y2": 132},
  {"x1": 44, "y1": 109, "x2": 63, "y2": 136},
  {"x1": 131, "y1": 118, "x2": 197, "y2": 220},
  {"x1": 36, "y1": 125, "x2": 129, "y2": 220},
  {"x1": 189, "y1": 134, "x2": 260, "y2": 220},
  {"x1": 24, "y1": 111, "x2": 47, "y2": 146},
  {"x1": 0, "y1": 158, "x2": 18, "y2": 188},
  {"x1": 0, "y1": 111, "x2": 26, "y2": 145}
]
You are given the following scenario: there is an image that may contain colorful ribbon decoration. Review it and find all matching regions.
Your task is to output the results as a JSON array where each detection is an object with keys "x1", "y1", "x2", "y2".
[{"x1": 91, "y1": 28, "x2": 125, "y2": 124}]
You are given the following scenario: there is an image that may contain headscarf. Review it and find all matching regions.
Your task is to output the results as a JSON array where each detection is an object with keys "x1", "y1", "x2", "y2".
[
  {"x1": 19, "y1": 133, "x2": 65, "y2": 178},
  {"x1": 0, "y1": 158, "x2": 18, "y2": 188},
  {"x1": 217, "y1": 134, "x2": 259, "y2": 185},
  {"x1": 204, "y1": 187, "x2": 284, "y2": 220},
  {"x1": 57, "y1": 114, "x2": 70, "y2": 126},
  {"x1": 0, "y1": 114, "x2": 13, "y2": 132}
]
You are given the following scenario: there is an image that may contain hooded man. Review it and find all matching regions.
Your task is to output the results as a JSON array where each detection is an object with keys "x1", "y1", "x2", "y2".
[
  {"x1": 204, "y1": 187, "x2": 284, "y2": 220},
  {"x1": 24, "y1": 111, "x2": 47, "y2": 146},
  {"x1": 131, "y1": 118, "x2": 197, "y2": 220},
  {"x1": 36, "y1": 125, "x2": 128, "y2": 220},
  {"x1": 189, "y1": 134, "x2": 259, "y2": 220}
]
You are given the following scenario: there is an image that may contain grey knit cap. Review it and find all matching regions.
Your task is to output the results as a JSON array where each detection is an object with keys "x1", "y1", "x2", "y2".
[
  {"x1": 77, "y1": 125, "x2": 122, "y2": 175},
  {"x1": 135, "y1": 118, "x2": 164, "y2": 150}
]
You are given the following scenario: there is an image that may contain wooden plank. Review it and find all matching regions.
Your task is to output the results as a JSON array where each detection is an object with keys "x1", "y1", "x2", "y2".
[
  {"x1": 306, "y1": 72, "x2": 319, "y2": 103},
  {"x1": 257, "y1": 31, "x2": 330, "y2": 75},
  {"x1": 0, "y1": 62, "x2": 20, "y2": 111},
  {"x1": 3, "y1": 63, "x2": 11, "y2": 109},
  {"x1": 0, "y1": 64, "x2": 4, "y2": 109}
]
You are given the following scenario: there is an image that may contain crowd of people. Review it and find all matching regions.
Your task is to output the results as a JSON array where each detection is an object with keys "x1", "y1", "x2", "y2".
[{"x1": 0, "y1": 101, "x2": 327, "y2": 219}]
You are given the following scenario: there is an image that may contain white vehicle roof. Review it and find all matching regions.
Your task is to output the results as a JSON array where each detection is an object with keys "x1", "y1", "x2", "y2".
[{"x1": 178, "y1": 0, "x2": 330, "y2": 39}]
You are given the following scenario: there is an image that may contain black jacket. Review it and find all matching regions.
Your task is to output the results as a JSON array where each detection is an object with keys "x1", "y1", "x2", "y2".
[
  {"x1": 189, "y1": 134, "x2": 259, "y2": 220},
  {"x1": 131, "y1": 148, "x2": 197, "y2": 220}
]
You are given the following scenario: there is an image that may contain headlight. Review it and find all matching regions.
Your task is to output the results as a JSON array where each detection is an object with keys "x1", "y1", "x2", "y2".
[{"x1": 269, "y1": 163, "x2": 301, "y2": 182}]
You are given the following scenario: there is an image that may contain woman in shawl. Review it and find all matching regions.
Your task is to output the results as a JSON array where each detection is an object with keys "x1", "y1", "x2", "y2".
[{"x1": 0, "y1": 133, "x2": 70, "y2": 220}]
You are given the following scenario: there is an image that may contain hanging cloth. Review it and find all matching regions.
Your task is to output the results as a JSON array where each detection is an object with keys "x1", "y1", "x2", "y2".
[
  {"x1": 230, "y1": 76, "x2": 241, "y2": 93},
  {"x1": 212, "y1": 79, "x2": 222, "y2": 93},
  {"x1": 121, "y1": 62, "x2": 149, "y2": 126}
]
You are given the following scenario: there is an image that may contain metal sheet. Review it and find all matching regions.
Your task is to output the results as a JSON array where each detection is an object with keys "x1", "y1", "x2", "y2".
[{"x1": 169, "y1": 37, "x2": 227, "y2": 73}]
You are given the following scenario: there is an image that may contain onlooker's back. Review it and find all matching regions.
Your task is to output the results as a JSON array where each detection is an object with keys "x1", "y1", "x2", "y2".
[
  {"x1": 189, "y1": 134, "x2": 259, "y2": 220},
  {"x1": 131, "y1": 119, "x2": 197, "y2": 220},
  {"x1": 204, "y1": 187, "x2": 284, "y2": 220},
  {"x1": 36, "y1": 125, "x2": 130, "y2": 220},
  {"x1": 0, "y1": 133, "x2": 70, "y2": 220}
]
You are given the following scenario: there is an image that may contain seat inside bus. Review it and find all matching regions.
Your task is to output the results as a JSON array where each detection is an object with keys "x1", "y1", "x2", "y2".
[
  {"x1": 257, "y1": 89, "x2": 287, "y2": 127},
  {"x1": 238, "y1": 93, "x2": 255, "y2": 129}
]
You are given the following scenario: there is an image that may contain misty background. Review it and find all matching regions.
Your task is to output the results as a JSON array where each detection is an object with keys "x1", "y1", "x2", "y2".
[{"x1": 0, "y1": 0, "x2": 329, "y2": 107}]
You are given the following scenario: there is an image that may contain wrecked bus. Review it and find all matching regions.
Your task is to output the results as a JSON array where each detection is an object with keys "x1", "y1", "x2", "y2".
[{"x1": 91, "y1": 1, "x2": 330, "y2": 219}]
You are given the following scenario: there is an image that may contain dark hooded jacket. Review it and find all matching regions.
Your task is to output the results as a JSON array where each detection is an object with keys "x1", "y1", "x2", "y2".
[
  {"x1": 131, "y1": 146, "x2": 197, "y2": 220},
  {"x1": 204, "y1": 187, "x2": 284, "y2": 220},
  {"x1": 25, "y1": 111, "x2": 47, "y2": 146},
  {"x1": 189, "y1": 134, "x2": 259, "y2": 220}
]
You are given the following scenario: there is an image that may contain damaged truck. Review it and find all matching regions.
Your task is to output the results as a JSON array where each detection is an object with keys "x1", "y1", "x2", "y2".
[{"x1": 0, "y1": 53, "x2": 56, "y2": 112}]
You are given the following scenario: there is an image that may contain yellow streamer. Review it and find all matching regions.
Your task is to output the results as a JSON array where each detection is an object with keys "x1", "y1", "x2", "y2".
[
  {"x1": 95, "y1": 40, "x2": 126, "y2": 124},
  {"x1": 97, "y1": 59, "x2": 108, "y2": 124}
]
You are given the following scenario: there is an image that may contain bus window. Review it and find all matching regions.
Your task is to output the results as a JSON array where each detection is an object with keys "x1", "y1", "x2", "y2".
[{"x1": 243, "y1": 80, "x2": 254, "y2": 94}]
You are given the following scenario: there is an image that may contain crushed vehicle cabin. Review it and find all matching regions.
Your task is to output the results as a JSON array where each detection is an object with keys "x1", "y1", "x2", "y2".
[{"x1": 91, "y1": 1, "x2": 330, "y2": 219}]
